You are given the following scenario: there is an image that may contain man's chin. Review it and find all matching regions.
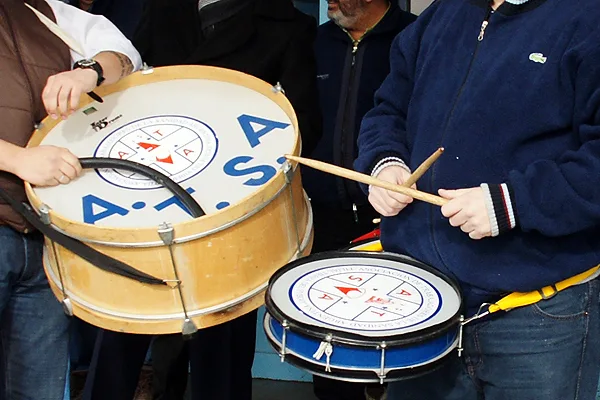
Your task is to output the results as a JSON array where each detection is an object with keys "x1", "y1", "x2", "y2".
[
  {"x1": 328, "y1": 10, "x2": 344, "y2": 22},
  {"x1": 328, "y1": 13, "x2": 352, "y2": 28}
]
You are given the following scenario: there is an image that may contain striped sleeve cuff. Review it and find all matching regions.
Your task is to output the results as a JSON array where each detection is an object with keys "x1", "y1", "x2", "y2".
[
  {"x1": 371, "y1": 157, "x2": 411, "y2": 178},
  {"x1": 480, "y1": 183, "x2": 518, "y2": 236}
]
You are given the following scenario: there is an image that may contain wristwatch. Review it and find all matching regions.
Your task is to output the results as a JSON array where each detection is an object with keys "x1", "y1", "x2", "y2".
[{"x1": 73, "y1": 59, "x2": 105, "y2": 87}]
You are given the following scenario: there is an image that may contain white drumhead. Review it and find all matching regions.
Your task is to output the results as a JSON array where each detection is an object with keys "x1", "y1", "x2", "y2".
[
  {"x1": 270, "y1": 255, "x2": 461, "y2": 338},
  {"x1": 33, "y1": 76, "x2": 296, "y2": 228}
]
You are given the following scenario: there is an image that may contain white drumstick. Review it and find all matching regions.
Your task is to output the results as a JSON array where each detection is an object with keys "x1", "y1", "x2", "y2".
[{"x1": 25, "y1": 3, "x2": 85, "y2": 56}]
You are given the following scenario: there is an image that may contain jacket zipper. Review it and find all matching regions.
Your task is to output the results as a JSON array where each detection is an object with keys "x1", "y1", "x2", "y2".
[
  {"x1": 429, "y1": 5, "x2": 493, "y2": 259},
  {"x1": 338, "y1": 15, "x2": 385, "y2": 222},
  {"x1": 348, "y1": 42, "x2": 359, "y2": 222},
  {"x1": 478, "y1": 7, "x2": 492, "y2": 41},
  {"x1": 440, "y1": 7, "x2": 493, "y2": 139},
  {"x1": 339, "y1": 33, "x2": 363, "y2": 223}
]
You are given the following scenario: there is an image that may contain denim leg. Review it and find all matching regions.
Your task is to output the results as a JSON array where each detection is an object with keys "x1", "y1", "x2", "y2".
[
  {"x1": 0, "y1": 229, "x2": 69, "y2": 400},
  {"x1": 475, "y1": 279, "x2": 600, "y2": 400},
  {"x1": 388, "y1": 279, "x2": 600, "y2": 400},
  {"x1": 386, "y1": 354, "x2": 481, "y2": 400}
]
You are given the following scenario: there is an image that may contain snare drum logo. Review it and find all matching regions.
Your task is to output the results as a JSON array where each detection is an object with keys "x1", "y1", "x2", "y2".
[
  {"x1": 291, "y1": 265, "x2": 442, "y2": 331},
  {"x1": 94, "y1": 115, "x2": 218, "y2": 190}
]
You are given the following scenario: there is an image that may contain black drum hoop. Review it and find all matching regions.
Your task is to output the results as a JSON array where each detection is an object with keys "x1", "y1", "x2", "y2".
[{"x1": 265, "y1": 251, "x2": 463, "y2": 348}]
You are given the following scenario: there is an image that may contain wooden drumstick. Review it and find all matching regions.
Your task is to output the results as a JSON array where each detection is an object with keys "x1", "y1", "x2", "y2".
[
  {"x1": 403, "y1": 147, "x2": 444, "y2": 187},
  {"x1": 285, "y1": 155, "x2": 448, "y2": 207},
  {"x1": 25, "y1": 4, "x2": 85, "y2": 55}
]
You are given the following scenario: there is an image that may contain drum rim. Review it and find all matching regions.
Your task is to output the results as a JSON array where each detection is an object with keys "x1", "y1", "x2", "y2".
[{"x1": 265, "y1": 251, "x2": 463, "y2": 348}]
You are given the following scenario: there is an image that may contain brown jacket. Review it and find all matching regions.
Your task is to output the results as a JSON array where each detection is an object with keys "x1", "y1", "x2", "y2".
[{"x1": 0, "y1": 0, "x2": 70, "y2": 231}]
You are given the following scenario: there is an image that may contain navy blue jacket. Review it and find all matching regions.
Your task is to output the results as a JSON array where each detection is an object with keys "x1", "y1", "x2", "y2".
[
  {"x1": 303, "y1": 3, "x2": 415, "y2": 208},
  {"x1": 355, "y1": 0, "x2": 600, "y2": 310}
]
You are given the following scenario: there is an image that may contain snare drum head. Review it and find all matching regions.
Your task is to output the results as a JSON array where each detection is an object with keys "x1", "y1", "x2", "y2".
[
  {"x1": 267, "y1": 252, "x2": 461, "y2": 340},
  {"x1": 31, "y1": 66, "x2": 298, "y2": 228}
]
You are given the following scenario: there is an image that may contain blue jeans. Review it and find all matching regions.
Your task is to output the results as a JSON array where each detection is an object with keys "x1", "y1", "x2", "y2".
[
  {"x1": 388, "y1": 279, "x2": 600, "y2": 400},
  {"x1": 0, "y1": 227, "x2": 69, "y2": 399}
]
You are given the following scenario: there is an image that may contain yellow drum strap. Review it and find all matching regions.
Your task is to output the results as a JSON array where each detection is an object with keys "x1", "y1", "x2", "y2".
[{"x1": 488, "y1": 264, "x2": 600, "y2": 314}]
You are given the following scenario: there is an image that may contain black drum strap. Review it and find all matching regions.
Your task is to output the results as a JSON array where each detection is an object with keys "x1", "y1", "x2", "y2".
[
  {"x1": 0, "y1": 187, "x2": 166, "y2": 285},
  {"x1": 0, "y1": 157, "x2": 206, "y2": 286}
]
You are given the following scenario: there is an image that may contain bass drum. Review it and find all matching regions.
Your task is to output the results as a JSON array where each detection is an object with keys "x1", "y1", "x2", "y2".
[{"x1": 25, "y1": 65, "x2": 313, "y2": 334}]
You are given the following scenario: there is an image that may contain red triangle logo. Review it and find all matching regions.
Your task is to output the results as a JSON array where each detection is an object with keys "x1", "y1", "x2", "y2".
[
  {"x1": 156, "y1": 154, "x2": 174, "y2": 164},
  {"x1": 138, "y1": 142, "x2": 160, "y2": 151},
  {"x1": 335, "y1": 286, "x2": 362, "y2": 296}
]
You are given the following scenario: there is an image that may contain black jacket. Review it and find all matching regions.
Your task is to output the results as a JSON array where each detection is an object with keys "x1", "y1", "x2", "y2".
[
  {"x1": 133, "y1": 0, "x2": 322, "y2": 155},
  {"x1": 65, "y1": 0, "x2": 144, "y2": 39},
  {"x1": 303, "y1": 3, "x2": 416, "y2": 208}
]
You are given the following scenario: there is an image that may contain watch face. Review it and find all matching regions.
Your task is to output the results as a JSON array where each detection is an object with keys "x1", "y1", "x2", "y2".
[{"x1": 78, "y1": 59, "x2": 96, "y2": 67}]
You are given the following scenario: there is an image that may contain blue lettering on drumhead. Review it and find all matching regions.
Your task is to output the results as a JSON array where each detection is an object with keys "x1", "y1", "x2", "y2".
[
  {"x1": 223, "y1": 156, "x2": 276, "y2": 186},
  {"x1": 216, "y1": 201, "x2": 230, "y2": 210},
  {"x1": 154, "y1": 187, "x2": 196, "y2": 216},
  {"x1": 82, "y1": 194, "x2": 129, "y2": 225},
  {"x1": 237, "y1": 114, "x2": 290, "y2": 148},
  {"x1": 132, "y1": 202, "x2": 146, "y2": 210}
]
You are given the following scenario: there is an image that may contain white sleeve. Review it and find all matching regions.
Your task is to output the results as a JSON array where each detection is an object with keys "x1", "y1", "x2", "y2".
[{"x1": 44, "y1": 0, "x2": 142, "y2": 71}]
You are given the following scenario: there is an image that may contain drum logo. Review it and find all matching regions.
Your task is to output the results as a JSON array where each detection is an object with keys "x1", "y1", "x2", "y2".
[
  {"x1": 291, "y1": 265, "x2": 442, "y2": 331},
  {"x1": 90, "y1": 114, "x2": 123, "y2": 132},
  {"x1": 94, "y1": 115, "x2": 218, "y2": 190}
]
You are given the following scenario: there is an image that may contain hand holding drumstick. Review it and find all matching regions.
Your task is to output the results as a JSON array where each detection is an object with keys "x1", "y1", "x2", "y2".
[
  {"x1": 367, "y1": 148, "x2": 444, "y2": 220},
  {"x1": 368, "y1": 148, "x2": 445, "y2": 216},
  {"x1": 284, "y1": 151, "x2": 447, "y2": 208},
  {"x1": 368, "y1": 166, "x2": 416, "y2": 216}
]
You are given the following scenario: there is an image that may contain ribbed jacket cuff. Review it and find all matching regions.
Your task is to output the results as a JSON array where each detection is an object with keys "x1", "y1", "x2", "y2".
[
  {"x1": 480, "y1": 183, "x2": 518, "y2": 236},
  {"x1": 371, "y1": 156, "x2": 411, "y2": 178}
]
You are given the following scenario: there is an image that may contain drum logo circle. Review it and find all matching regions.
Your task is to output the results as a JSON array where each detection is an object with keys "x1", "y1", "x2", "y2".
[
  {"x1": 290, "y1": 265, "x2": 442, "y2": 331},
  {"x1": 94, "y1": 115, "x2": 218, "y2": 189}
]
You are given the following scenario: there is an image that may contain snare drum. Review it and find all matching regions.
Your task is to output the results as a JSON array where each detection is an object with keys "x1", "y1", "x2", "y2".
[
  {"x1": 264, "y1": 252, "x2": 462, "y2": 382},
  {"x1": 25, "y1": 65, "x2": 313, "y2": 334}
]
